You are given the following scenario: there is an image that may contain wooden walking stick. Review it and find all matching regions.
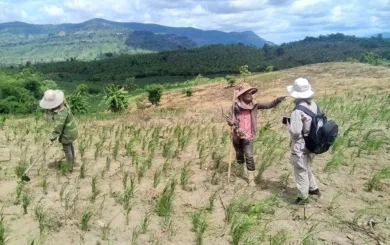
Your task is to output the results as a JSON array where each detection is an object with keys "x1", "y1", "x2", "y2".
[{"x1": 227, "y1": 89, "x2": 236, "y2": 183}]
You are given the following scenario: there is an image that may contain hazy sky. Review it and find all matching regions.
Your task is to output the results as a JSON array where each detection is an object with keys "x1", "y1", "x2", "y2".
[{"x1": 0, "y1": 0, "x2": 389, "y2": 44}]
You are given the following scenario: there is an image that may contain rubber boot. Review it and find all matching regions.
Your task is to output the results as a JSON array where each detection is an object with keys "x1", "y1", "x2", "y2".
[
  {"x1": 247, "y1": 171, "x2": 256, "y2": 187},
  {"x1": 242, "y1": 164, "x2": 248, "y2": 179}
]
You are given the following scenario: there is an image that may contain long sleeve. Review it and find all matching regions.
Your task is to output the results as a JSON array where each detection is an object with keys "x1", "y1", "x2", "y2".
[
  {"x1": 288, "y1": 110, "x2": 303, "y2": 139},
  {"x1": 256, "y1": 97, "x2": 283, "y2": 110},
  {"x1": 51, "y1": 110, "x2": 68, "y2": 141},
  {"x1": 225, "y1": 105, "x2": 236, "y2": 127}
]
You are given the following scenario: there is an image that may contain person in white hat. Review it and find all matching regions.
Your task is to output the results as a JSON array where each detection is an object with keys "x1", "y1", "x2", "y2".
[
  {"x1": 40, "y1": 89, "x2": 78, "y2": 171},
  {"x1": 286, "y1": 78, "x2": 320, "y2": 204}
]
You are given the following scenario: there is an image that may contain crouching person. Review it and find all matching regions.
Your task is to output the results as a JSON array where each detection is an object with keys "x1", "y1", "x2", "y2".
[
  {"x1": 286, "y1": 78, "x2": 320, "y2": 204},
  {"x1": 40, "y1": 89, "x2": 78, "y2": 171},
  {"x1": 226, "y1": 83, "x2": 285, "y2": 187}
]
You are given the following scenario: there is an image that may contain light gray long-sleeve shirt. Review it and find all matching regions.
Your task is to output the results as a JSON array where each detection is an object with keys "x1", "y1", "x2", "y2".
[{"x1": 288, "y1": 101, "x2": 318, "y2": 154}]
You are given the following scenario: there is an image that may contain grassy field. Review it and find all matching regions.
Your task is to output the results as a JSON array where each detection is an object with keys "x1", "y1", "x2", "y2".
[{"x1": 0, "y1": 62, "x2": 389, "y2": 244}]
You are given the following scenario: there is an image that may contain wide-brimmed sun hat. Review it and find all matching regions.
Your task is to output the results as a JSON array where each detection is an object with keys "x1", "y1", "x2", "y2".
[
  {"x1": 287, "y1": 78, "x2": 314, "y2": 99},
  {"x1": 39, "y1": 89, "x2": 65, "y2": 109},
  {"x1": 236, "y1": 83, "x2": 258, "y2": 98}
]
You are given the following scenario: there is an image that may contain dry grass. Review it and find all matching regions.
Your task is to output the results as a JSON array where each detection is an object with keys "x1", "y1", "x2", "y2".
[{"x1": 0, "y1": 62, "x2": 389, "y2": 244}]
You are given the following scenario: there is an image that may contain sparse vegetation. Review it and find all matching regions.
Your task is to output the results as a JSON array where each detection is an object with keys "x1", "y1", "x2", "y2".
[
  {"x1": 365, "y1": 165, "x2": 390, "y2": 191},
  {"x1": 81, "y1": 210, "x2": 93, "y2": 231},
  {"x1": 0, "y1": 207, "x2": 9, "y2": 245},
  {"x1": 180, "y1": 163, "x2": 191, "y2": 190},
  {"x1": 155, "y1": 179, "x2": 176, "y2": 217},
  {"x1": 230, "y1": 214, "x2": 256, "y2": 245},
  {"x1": 191, "y1": 209, "x2": 207, "y2": 245},
  {"x1": 22, "y1": 192, "x2": 32, "y2": 214},
  {"x1": 90, "y1": 175, "x2": 101, "y2": 203},
  {"x1": 140, "y1": 213, "x2": 151, "y2": 234},
  {"x1": 0, "y1": 63, "x2": 389, "y2": 244}
]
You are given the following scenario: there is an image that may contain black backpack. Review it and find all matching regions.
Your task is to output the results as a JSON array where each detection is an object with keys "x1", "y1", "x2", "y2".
[{"x1": 295, "y1": 104, "x2": 338, "y2": 154}]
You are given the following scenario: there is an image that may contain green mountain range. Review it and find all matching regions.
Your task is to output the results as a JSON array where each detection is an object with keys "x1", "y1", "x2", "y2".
[{"x1": 0, "y1": 18, "x2": 272, "y2": 65}]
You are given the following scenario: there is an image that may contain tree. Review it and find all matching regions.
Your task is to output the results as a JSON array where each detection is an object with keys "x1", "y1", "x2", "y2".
[
  {"x1": 102, "y1": 84, "x2": 128, "y2": 113},
  {"x1": 275, "y1": 47, "x2": 285, "y2": 57},
  {"x1": 145, "y1": 84, "x2": 163, "y2": 106},
  {"x1": 239, "y1": 65, "x2": 251, "y2": 82},
  {"x1": 24, "y1": 80, "x2": 41, "y2": 99}
]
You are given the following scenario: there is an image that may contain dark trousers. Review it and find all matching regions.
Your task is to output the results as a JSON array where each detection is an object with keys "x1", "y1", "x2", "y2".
[
  {"x1": 62, "y1": 143, "x2": 75, "y2": 166},
  {"x1": 233, "y1": 139, "x2": 255, "y2": 171}
]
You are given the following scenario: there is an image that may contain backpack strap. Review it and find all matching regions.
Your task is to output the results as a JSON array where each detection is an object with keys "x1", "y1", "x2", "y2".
[
  {"x1": 294, "y1": 105, "x2": 316, "y2": 118},
  {"x1": 316, "y1": 104, "x2": 321, "y2": 114}
]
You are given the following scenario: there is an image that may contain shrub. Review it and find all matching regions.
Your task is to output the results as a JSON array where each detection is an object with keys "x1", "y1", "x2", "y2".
[
  {"x1": 361, "y1": 52, "x2": 387, "y2": 66},
  {"x1": 75, "y1": 84, "x2": 89, "y2": 95},
  {"x1": 136, "y1": 95, "x2": 148, "y2": 110},
  {"x1": 67, "y1": 92, "x2": 88, "y2": 114},
  {"x1": 38, "y1": 79, "x2": 58, "y2": 93},
  {"x1": 102, "y1": 84, "x2": 128, "y2": 113},
  {"x1": 226, "y1": 75, "x2": 236, "y2": 87},
  {"x1": 145, "y1": 84, "x2": 163, "y2": 106},
  {"x1": 346, "y1": 57, "x2": 359, "y2": 63},
  {"x1": 265, "y1": 65, "x2": 274, "y2": 72},
  {"x1": 185, "y1": 88, "x2": 193, "y2": 97}
]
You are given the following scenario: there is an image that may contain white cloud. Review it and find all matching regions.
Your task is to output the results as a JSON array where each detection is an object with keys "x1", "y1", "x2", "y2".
[
  {"x1": 64, "y1": 0, "x2": 99, "y2": 12},
  {"x1": 0, "y1": 1, "x2": 30, "y2": 22},
  {"x1": 0, "y1": 0, "x2": 389, "y2": 44},
  {"x1": 42, "y1": 5, "x2": 64, "y2": 17}
]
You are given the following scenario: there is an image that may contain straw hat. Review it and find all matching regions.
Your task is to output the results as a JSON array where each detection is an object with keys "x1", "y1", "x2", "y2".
[
  {"x1": 236, "y1": 83, "x2": 258, "y2": 98},
  {"x1": 287, "y1": 78, "x2": 314, "y2": 99},
  {"x1": 39, "y1": 89, "x2": 65, "y2": 109}
]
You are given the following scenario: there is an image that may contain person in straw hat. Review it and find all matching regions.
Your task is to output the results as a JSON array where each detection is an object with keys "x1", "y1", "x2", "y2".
[
  {"x1": 40, "y1": 89, "x2": 78, "y2": 171},
  {"x1": 286, "y1": 78, "x2": 321, "y2": 204},
  {"x1": 226, "y1": 83, "x2": 286, "y2": 187}
]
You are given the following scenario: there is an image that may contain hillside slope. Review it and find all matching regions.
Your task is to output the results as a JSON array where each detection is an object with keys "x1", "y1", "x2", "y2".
[
  {"x1": 152, "y1": 62, "x2": 390, "y2": 111},
  {"x1": 1, "y1": 63, "x2": 389, "y2": 245},
  {"x1": 0, "y1": 19, "x2": 272, "y2": 64}
]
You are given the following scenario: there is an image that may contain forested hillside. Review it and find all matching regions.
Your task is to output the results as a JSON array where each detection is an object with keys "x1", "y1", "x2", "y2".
[
  {"x1": 30, "y1": 34, "x2": 390, "y2": 83},
  {"x1": 0, "y1": 18, "x2": 271, "y2": 64}
]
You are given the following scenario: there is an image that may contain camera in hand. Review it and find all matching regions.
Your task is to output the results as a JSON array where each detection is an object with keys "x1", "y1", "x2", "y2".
[{"x1": 282, "y1": 116, "x2": 291, "y2": 125}]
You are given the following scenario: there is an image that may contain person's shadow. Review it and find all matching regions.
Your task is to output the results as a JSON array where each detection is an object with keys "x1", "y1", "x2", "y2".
[
  {"x1": 257, "y1": 177, "x2": 297, "y2": 204},
  {"x1": 47, "y1": 159, "x2": 61, "y2": 170}
]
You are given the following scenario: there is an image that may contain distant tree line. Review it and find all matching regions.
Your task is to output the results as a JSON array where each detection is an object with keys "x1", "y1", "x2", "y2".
[{"x1": 11, "y1": 33, "x2": 390, "y2": 83}]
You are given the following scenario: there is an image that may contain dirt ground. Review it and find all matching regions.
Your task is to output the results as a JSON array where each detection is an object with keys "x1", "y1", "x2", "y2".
[{"x1": 0, "y1": 62, "x2": 389, "y2": 245}]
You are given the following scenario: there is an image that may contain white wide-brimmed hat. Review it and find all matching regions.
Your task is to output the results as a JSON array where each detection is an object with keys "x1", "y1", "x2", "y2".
[
  {"x1": 39, "y1": 89, "x2": 65, "y2": 109},
  {"x1": 287, "y1": 78, "x2": 314, "y2": 99}
]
